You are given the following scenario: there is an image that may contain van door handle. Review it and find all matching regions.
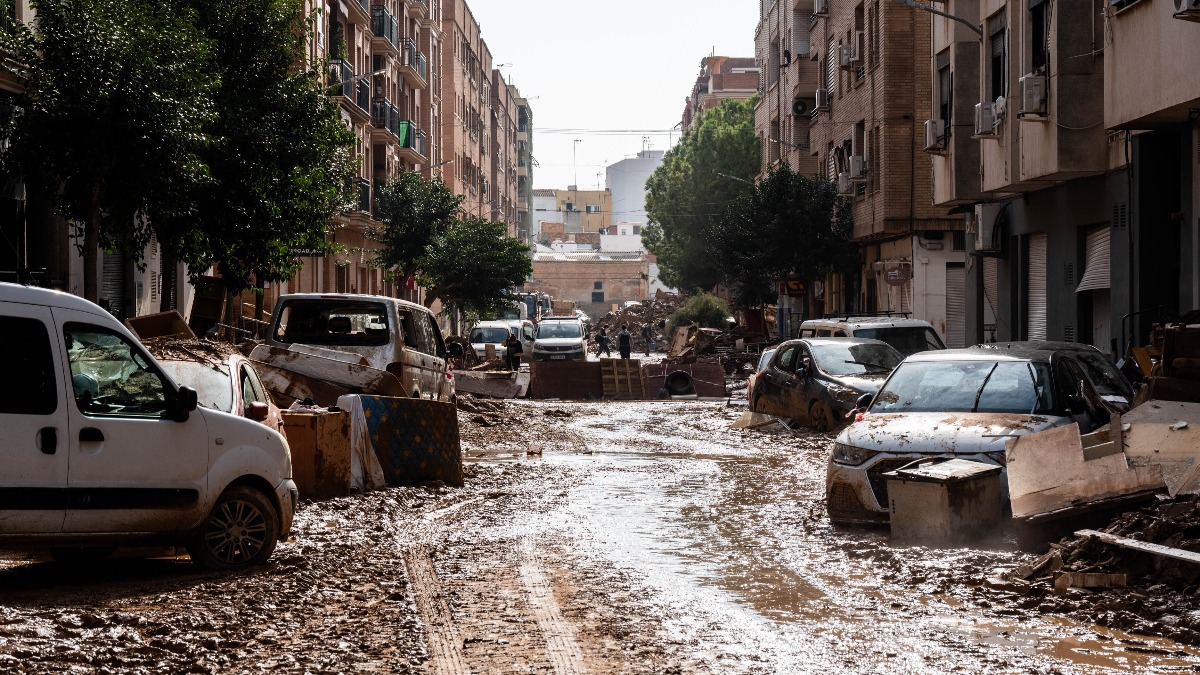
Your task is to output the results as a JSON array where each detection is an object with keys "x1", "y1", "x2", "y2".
[
  {"x1": 38, "y1": 427, "x2": 57, "y2": 454},
  {"x1": 79, "y1": 427, "x2": 104, "y2": 443}
]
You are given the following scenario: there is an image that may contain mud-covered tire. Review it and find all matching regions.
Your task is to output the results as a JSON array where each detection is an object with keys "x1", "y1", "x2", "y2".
[
  {"x1": 188, "y1": 486, "x2": 279, "y2": 571},
  {"x1": 810, "y1": 400, "x2": 837, "y2": 432}
]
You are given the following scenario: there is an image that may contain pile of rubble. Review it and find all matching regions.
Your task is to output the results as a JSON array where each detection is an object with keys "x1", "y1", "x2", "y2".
[
  {"x1": 1005, "y1": 495, "x2": 1200, "y2": 645},
  {"x1": 142, "y1": 336, "x2": 239, "y2": 364},
  {"x1": 589, "y1": 295, "x2": 683, "y2": 354}
]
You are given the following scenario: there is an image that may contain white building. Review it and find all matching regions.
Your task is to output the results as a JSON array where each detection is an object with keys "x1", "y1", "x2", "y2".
[{"x1": 605, "y1": 150, "x2": 663, "y2": 228}]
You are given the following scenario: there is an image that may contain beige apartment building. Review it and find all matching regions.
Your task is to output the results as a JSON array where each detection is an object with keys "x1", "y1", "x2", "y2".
[
  {"x1": 757, "y1": 0, "x2": 966, "y2": 343},
  {"x1": 926, "y1": 0, "x2": 1199, "y2": 354},
  {"x1": 682, "y1": 56, "x2": 761, "y2": 132}
]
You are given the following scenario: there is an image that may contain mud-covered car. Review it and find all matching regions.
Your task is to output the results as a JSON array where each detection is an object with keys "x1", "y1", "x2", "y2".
[
  {"x1": 978, "y1": 341, "x2": 1134, "y2": 411},
  {"x1": 751, "y1": 338, "x2": 903, "y2": 431},
  {"x1": 156, "y1": 352, "x2": 284, "y2": 436},
  {"x1": 826, "y1": 345, "x2": 1127, "y2": 525},
  {"x1": 745, "y1": 347, "x2": 778, "y2": 405}
]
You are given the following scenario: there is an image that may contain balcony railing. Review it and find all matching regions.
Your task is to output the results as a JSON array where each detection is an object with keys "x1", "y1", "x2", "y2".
[
  {"x1": 329, "y1": 58, "x2": 354, "y2": 98},
  {"x1": 397, "y1": 121, "x2": 427, "y2": 157},
  {"x1": 356, "y1": 0, "x2": 369, "y2": 14},
  {"x1": 356, "y1": 178, "x2": 371, "y2": 214},
  {"x1": 371, "y1": 6, "x2": 399, "y2": 48},
  {"x1": 355, "y1": 79, "x2": 371, "y2": 112},
  {"x1": 371, "y1": 97, "x2": 400, "y2": 136},
  {"x1": 403, "y1": 39, "x2": 428, "y2": 82}
]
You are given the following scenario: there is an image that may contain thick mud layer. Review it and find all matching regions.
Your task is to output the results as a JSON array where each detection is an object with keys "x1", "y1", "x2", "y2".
[{"x1": 0, "y1": 399, "x2": 1196, "y2": 673}]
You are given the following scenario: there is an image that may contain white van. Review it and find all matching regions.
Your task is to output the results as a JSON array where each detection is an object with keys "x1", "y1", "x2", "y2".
[
  {"x1": 797, "y1": 315, "x2": 946, "y2": 357},
  {"x1": 0, "y1": 283, "x2": 295, "y2": 569},
  {"x1": 469, "y1": 320, "x2": 514, "y2": 360},
  {"x1": 265, "y1": 293, "x2": 452, "y2": 401}
]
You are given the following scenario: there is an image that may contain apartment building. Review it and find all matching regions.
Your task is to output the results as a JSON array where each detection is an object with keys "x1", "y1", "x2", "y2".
[
  {"x1": 928, "y1": 0, "x2": 1199, "y2": 354},
  {"x1": 606, "y1": 150, "x2": 665, "y2": 231},
  {"x1": 760, "y1": 0, "x2": 966, "y2": 343},
  {"x1": 514, "y1": 88, "x2": 534, "y2": 243},
  {"x1": 681, "y1": 56, "x2": 761, "y2": 132},
  {"x1": 488, "y1": 69, "x2": 519, "y2": 235}
]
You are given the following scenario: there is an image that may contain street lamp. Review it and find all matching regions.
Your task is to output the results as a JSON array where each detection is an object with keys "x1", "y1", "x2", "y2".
[
  {"x1": 325, "y1": 56, "x2": 393, "y2": 92},
  {"x1": 893, "y1": 0, "x2": 982, "y2": 39},
  {"x1": 716, "y1": 172, "x2": 754, "y2": 186}
]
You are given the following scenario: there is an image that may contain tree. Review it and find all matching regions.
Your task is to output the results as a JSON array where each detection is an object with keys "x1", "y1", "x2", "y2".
[
  {"x1": 643, "y1": 97, "x2": 759, "y2": 293},
  {"x1": 182, "y1": 0, "x2": 356, "y2": 321},
  {"x1": 0, "y1": 0, "x2": 218, "y2": 303},
  {"x1": 710, "y1": 165, "x2": 857, "y2": 307},
  {"x1": 417, "y1": 217, "x2": 532, "y2": 317},
  {"x1": 367, "y1": 171, "x2": 464, "y2": 283}
]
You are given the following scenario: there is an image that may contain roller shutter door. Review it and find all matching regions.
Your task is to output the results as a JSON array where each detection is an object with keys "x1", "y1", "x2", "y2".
[
  {"x1": 945, "y1": 264, "x2": 966, "y2": 348},
  {"x1": 983, "y1": 257, "x2": 999, "y2": 321},
  {"x1": 1075, "y1": 225, "x2": 1110, "y2": 293},
  {"x1": 1027, "y1": 233, "x2": 1047, "y2": 341},
  {"x1": 100, "y1": 251, "x2": 126, "y2": 319}
]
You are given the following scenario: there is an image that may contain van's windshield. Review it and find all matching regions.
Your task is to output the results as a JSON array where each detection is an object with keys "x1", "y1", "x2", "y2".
[
  {"x1": 537, "y1": 322, "x2": 582, "y2": 339},
  {"x1": 273, "y1": 300, "x2": 391, "y2": 346},
  {"x1": 852, "y1": 327, "x2": 946, "y2": 356}
]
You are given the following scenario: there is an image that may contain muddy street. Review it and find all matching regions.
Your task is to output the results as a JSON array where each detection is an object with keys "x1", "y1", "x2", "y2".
[{"x1": 1, "y1": 399, "x2": 1198, "y2": 673}]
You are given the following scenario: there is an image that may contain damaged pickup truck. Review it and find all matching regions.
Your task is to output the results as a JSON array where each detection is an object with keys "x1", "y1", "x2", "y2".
[{"x1": 826, "y1": 344, "x2": 1131, "y2": 525}]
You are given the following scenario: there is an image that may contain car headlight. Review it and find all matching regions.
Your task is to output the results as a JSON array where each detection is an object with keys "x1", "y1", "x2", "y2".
[{"x1": 832, "y1": 442, "x2": 878, "y2": 466}]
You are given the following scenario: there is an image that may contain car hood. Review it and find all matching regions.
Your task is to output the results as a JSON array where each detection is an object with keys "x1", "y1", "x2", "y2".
[
  {"x1": 819, "y1": 372, "x2": 889, "y2": 405},
  {"x1": 839, "y1": 411, "x2": 1069, "y2": 455},
  {"x1": 535, "y1": 338, "x2": 583, "y2": 348}
]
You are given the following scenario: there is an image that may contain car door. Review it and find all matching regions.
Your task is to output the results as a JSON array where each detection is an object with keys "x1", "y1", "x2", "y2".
[
  {"x1": 0, "y1": 307, "x2": 69, "y2": 534},
  {"x1": 521, "y1": 321, "x2": 535, "y2": 355},
  {"x1": 54, "y1": 311, "x2": 210, "y2": 534},
  {"x1": 762, "y1": 345, "x2": 800, "y2": 415},
  {"x1": 792, "y1": 344, "x2": 818, "y2": 421}
]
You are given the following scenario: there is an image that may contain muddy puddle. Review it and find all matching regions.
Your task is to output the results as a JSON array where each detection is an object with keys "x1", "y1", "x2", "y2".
[{"x1": 463, "y1": 398, "x2": 1200, "y2": 673}]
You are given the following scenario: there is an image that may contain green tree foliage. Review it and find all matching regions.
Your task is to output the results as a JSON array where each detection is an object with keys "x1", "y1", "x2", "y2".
[
  {"x1": 417, "y1": 217, "x2": 533, "y2": 317},
  {"x1": 183, "y1": 0, "x2": 356, "y2": 298},
  {"x1": 711, "y1": 165, "x2": 857, "y2": 307},
  {"x1": 0, "y1": 0, "x2": 218, "y2": 302},
  {"x1": 667, "y1": 292, "x2": 732, "y2": 334},
  {"x1": 643, "y1": 97, "x2": 759, "y2": 292},
  {"x1": 367, "y1": 172, "x2": 463, "y2": 282}
]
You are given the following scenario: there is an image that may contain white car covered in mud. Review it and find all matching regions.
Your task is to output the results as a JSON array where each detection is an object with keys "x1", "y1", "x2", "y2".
[{"x1": 825, "y1": 345, "x2": 1128, "y2": 525}]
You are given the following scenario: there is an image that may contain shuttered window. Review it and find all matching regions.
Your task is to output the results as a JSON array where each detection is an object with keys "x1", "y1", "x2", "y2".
[
  {"x1": 945, "y1": 263, "x2": 966, "y2": 348},
  {"x1": 1076, "y1": 225, "x2": 1111, "y2": 293},
  {"x1": 983, "y1": 257, "x2": 999, "y2": 323},
  {"x1": 1027, "y1": 233, "x2": 1047, "y2": 341}
]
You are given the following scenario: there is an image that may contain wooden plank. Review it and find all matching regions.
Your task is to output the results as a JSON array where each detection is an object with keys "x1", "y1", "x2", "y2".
[
  {"x1": 1053, "y1": 572, "x2": 1126, "y2": 594},
  {"x1": 1076, "y1": 529, "x2": 1200, "y2": 565}
]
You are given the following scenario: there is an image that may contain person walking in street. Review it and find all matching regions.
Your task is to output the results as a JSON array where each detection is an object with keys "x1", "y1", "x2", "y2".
[
  {"x1": 618, "y1": 324, "x2": 632, "y2": 360},
  {"x1": 596, "y1": 327, "x2": 611, "y2": 357},
  {"x1": 641, "y1": 321, "x2": 653, "y2": 356},
  {"x1": 503, "y1": 330, "x2": 523, "y2": 371}
]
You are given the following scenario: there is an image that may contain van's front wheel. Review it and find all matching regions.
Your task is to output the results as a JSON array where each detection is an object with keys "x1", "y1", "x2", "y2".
[{"x1": 188, "y1": 486, "x2": 279, "y2": 570}]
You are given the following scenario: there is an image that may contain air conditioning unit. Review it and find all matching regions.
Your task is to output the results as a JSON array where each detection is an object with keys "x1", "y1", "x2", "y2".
[
  {"x1": 815, "y1": 88, "x2": 831, "y2": 111},
  {"x1": 1175, "y1": 0, "x2": 1200, "y2": 21},
  {"x1": 791, "y1": 96, "x2": 817, "y2": 116},
  {"x1": 839, "y1": 44, "x2": 854, "y2": 70},
  {"x1": 836, "y1": 172, "x2": 855, "y2": 196},
  {"x1": 849, "y1": 155, "x2": 867, "y2": 180},
  {"x1": 1019, "y1": 74, "x2": 1047, "y2": 116},
  {"x1": 924, "y1": 119, "x2": 947, "y2": 154},
  {"x1": 814, "y1": 0, "x2": 829, "y2": 16},
  {"x1": 974, "y1": 102, "x2": 997, "y2": 138},
  {"x1": 973, "y1": 202, "x2": 1005, "y2": 252}
]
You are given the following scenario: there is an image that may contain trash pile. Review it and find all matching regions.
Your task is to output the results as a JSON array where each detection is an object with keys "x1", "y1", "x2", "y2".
[
  {"x1": 590, "y1": 295, "x2": 683, "y2": 354},
  {"x1": 142, "y1": 336, "x2": 239, "y2": 364},
  {"x1": 1005, "y1": 494, "x2": 1200, "y2": 645}
]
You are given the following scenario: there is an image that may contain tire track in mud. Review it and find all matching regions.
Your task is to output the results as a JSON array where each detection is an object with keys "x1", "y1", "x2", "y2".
[
  {"x1": 518, "y1": 535, "x2": 586, "y2": 675},
  {"x1": 402, "y1": 544, "x2": 470, "y2": 675}
]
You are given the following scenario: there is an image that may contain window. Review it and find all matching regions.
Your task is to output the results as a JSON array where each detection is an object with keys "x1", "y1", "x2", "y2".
[
  {"x1": 592, "y1": 292, "x2": 605, "y2": 303},
  {"x1": 936, "y1": 49, "x2": 951, "y2": 128},
  {"x1": 65, "y1": 324, "x2": 167, "y2": 417},
  {"x1": 1030, "y1": 0, "x2": 1048, "y2": 74},
  {"x1": 593, "y1": 281, "x2": 603, "y2": 290},
  {"x1": 585, "y1": 204, "x2": 600, "y2": 214},
  {"x1": 632, "y1": 225, "x2": 641, "y2": 235},
  {"x1": 0, "y1": 316, "x2": 57, "y2": 415},
  {"x1": 988, "y1": 12, "x2": 1007, "y2": 102}
]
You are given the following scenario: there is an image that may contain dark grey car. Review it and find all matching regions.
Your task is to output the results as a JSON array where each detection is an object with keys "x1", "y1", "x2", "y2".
[{"x1": 751, "y1": 337, "x2": 903, "y2": 431}]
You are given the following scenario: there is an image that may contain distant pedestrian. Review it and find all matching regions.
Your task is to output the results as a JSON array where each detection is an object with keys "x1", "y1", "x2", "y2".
[
  {"x1": 641, "y1": 322, "x2": 653, "y2": 356},
  {"x1": 504, "y1": 331, "x2": 523, "y2": 370},
  {"x1": 597, "y1": 327, "x2": 611, "y2": 357},
  {"x1": 618, "y1": 324, "x2": 632, "y2": 360}
]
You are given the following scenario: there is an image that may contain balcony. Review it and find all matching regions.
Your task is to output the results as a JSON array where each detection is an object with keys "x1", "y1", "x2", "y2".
[
  {"x1": 371, "y1": 97, "x2": 400, "y2": 138},
  {"x1": 404, "y1": 0, "x2": 429, "y2": 18},
  {"x1": 329, "y1": 58, "x2": 354, "y2": 99},
  {"x1": 399, "y1": 38, "x2": 428, "y2": 87},
  {"x1": 355, "y1": 79, "x2": 371, "y2": 113},
  {"x1": 396, "y1": 121, "x2": 428, "y2": 162},
  {"x1": 356, "y1": 178, "x2": 372, "y2": 214},
  {"x1": 347, "y1": 0, "x2": 370, "y2": 25},
  {"x1": 370, "y1": 5, "x2": 399, "y2": 51}
]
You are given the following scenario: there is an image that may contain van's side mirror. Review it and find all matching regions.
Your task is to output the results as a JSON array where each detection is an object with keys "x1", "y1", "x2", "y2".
[
  {"x1": 855, "y1": 393, "x2": 873, "y2": 411},
  {"x1": 246, "y1": 401, "x2": 270, "y2": 422},
  {"x1": 171, "y1": 386, "x2": 198, "y2": 422}
]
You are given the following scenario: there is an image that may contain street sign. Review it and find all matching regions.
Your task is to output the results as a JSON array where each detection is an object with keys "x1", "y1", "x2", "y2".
[
  {"x1": 780, "y1": 277, "x2": 806, "y2": 297},
  {"x1": 884, "y1": 267, "x2": 910, "y2": 286},
  {"x1": 289, "y1": 247, "x2": 326, "y2": 257}
]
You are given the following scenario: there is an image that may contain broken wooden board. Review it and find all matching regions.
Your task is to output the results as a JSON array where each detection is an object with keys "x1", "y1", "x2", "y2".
[
  {"x1": 1053, "y1": 571, "x2": 1126, "y2": 594},
  {"x1": 1122, "y1": 400, "x2": 1200, "y2": 496},
  {"x1": 1076, "y1": 529, "x2": 1200, "y2": 566},
  {"x1": 1006, "y1": 423, "x2": 1166, "y2": 520}
]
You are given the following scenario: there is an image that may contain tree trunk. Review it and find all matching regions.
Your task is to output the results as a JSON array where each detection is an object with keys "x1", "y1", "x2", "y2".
[
  {"x1": 223, "y1": 287, "x2": 238, "y2": 343},
  {"x1": 83, "y1": 186, "x2": 101, "y2": 303}
]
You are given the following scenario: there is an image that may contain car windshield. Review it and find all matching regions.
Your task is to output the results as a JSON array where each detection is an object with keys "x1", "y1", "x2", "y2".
[
  {"x1": 852, "y1": 326, "x2": 946, "y2": 356},
  {"x1": 811, "y1": 342, "x2": 902, "y2": 376},
  {"x1": 871, "y1": 359, "x2": 1057, "y2": 414},
  {"x1": 159, "y1": 360, "x2": 234, "y2": 413},
  {"x1": 1072, "y1": 350, "x2": 1134, "y2": 399},
  {"x1": 538, "y1": 322, "x2": 582, "y2": 339},
  {"x1": 273, "y1": 300, "x2": 390, "y2": 346},
  {"x1": 470, "y1": 327, "x2": 510, "y2": 344}
]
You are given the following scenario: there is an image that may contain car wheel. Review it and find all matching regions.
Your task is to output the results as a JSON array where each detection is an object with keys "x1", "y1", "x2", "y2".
[
  {"x1": 810, "y1": 400, "x2": 837, "y2": 432},
  {"x1": 49, "y1": 546, "x2": 115, "y2": 564},
  {"x1": 188, "y1": 486, "x2": 279, "y2": 571}
]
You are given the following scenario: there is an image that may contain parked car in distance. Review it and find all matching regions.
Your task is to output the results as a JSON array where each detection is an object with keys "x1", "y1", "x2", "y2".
[
  {"x1": 745, "y1": 347, "x2": 778, "y2": 405},
  {"x1": 532, "y1": 317, "x2": 587, "y2": 362},
  {"x1": 265, "y1": 293, "x2": 452, "y2": 401},
  {"x1": 825, "y1": 345, "x2": 1128, "y2": 525},
  {"x1": 0, "y1": 282, "x2": 295, "y2": 569},
  {"x1": 798, "y1": 315, "x2": 946, "y2": 357},
  {"x1": 469, "y1": 320, "x2": 515, "y2": 361},
  {"x1": 978, "y1": 341, "x2": 1134, "y2": 411},
  {"x1": 155, "y1": 351, "x2": 284, "y2": 435},
  {"x1": 751, "y1": 338, "x2": 903, "y2": 431}
]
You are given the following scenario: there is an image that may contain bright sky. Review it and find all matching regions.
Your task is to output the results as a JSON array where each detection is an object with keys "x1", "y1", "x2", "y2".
[{"x1": 468, "y1": 1, "x2": 758, "y2": 191}]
